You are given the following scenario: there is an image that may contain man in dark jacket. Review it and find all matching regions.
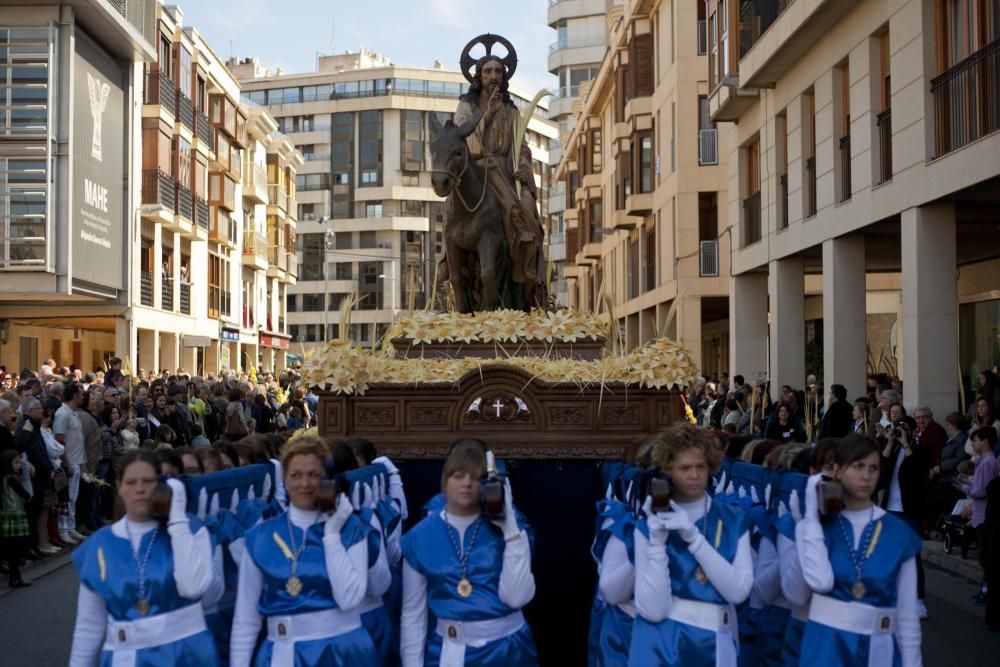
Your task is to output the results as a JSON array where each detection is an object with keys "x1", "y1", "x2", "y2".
[
  {"x1": 913, "y1": 405, "x2": 948, "y2": 468},
  {"x1": 818, "y1": 383, "x2": 854, "y2": 439}
]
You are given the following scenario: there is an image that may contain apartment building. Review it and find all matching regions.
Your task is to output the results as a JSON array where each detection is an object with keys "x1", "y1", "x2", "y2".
[
  {"x1": 134, "y1": 4, "x2": 299, "y2": 376},
  {"x1": 555, "y1": 0, "x2": 731, "y2": 376},
  {"x1": 711, "y1": 0, "x2": 1000, "y2": 416},
  {"x1": 547, "y1": 0, "x2": 612, "y2": 305},
  {"x1": 232, "y1": 50, "x2": 558, "y2": 353},
  {"x1": 0, "y1": 0, "x2": 155, "y2": 372}
]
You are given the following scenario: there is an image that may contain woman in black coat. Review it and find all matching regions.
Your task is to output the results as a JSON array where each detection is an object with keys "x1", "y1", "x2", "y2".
[{"x1": 13, "y1": 397, "x2": 54, "y2": 557}]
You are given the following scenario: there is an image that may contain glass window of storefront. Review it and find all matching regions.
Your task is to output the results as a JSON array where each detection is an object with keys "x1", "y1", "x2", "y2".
[{"x1": 960, "y1": 299, "x2": 1000, "y2": 389}]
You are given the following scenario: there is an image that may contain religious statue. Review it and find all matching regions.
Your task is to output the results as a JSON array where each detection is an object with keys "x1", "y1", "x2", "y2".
[{"x1": 429, "y1": 34, "x2": 548, "y2": 313}]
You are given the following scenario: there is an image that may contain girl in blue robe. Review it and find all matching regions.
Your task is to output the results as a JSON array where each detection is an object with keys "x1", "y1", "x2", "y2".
[
  {"x1": 795, "y1": 435, "x2": 922, "y2": 667},
  {"x1": 401, "y1": 438, "x2": 538, "y2": 667},
  {"x1": 629, "y1": 423, "x2": 753, "y2": 667},
  {"x1": 202, "y1": 509, "x2": 244, "y2": 667},
  {"x1": 356, "y1": 484, "x2": 397, "y2": 667},
  {"x1": 229, "y1": 436, "x2": 377, "y2": 667},
  {"x1": 69, "y1": 450, "x2": 218, "y2": 667}
]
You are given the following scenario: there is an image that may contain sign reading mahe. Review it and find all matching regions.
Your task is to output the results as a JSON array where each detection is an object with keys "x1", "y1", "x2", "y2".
[{"x1": 72, "y1": 35, "x2": 125, "y2": 290}]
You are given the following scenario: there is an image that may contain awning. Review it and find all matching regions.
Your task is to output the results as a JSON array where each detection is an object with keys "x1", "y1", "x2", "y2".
[
  {"x1": 182, "y1": 335, "x2": 211, "y2": 348},
  {"x1": 260, "y1": 334, "x2": 290, "y2": 349}
]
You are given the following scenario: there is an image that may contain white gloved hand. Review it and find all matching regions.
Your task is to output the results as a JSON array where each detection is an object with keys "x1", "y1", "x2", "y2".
[
  {"x1": 725, "y1": 482, "x2": 735, "y2": 496},
  {"x1": 738, "y1": 486, "x2": 747, "y2": 499},
  {"x1": 777, "y1": 500, "x2": 788, "y2": 518},
  {"x1": 350, "y1": 483, "x2": 362, "y2": 511},
  {"x1": 750, "y1": 487, "x2": 761, "y2": 504},
  {"x1": 491, "y1": 478, "x2": 520, "y2": 540},
  {"x1": 373, "y1": 456, "x2": 399, "y2": 476},
  {"x1": 714, "y1": 471, "x2": 727, "y2": 496},
  {"x1": 789, "y1": 490, "x2": 803, "y2": 523},
  {"x1": 363, "y1": 483, "x2": 376, "y2": 509},
  {"x1": 660, "y1": 500, "x2": 700, "y2": 544},
  {"x1": 764, "y1": 484, "x2": 772, "y2": 508},
  {"x1": 803, "y1": 474, "x2": 822, "y2": 522},
  {"x1": 642, "y1": 497, "x2": 669, "y2": 546},
  {"x1": 325, "y1": 493, "x2": 353, "y2": 536},
  {"x1": 166, "y1": 477, "x2": 188, "y2": 525}
]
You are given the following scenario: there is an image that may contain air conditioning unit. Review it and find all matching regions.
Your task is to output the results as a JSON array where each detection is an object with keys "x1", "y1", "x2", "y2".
[{"x1": 699, "y1": 240, "x2": 719, "y2": 277}]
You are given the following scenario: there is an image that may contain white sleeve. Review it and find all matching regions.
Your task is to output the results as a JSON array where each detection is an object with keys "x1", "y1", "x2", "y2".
[
  {"x1": 598, "y1": 534, "x2": 634, "y2": 606},
  {"x1": 367, "y1": 530, "x2": 392, "y2": 600},
  {"x1": 633, "y1": 527, "x2": 673, "y2": 623},
  {"x1": 228, "y1": 536, "x2": 246, "y2": 569},
  {"x1": 401, "y1": 561, "x2": 428, "y2": 667},
  {"x1": 200, "y1": 544, "x2": 226, "y2": 610},
  {"x1": 169, "y1": 522, "x2": 214, "y2": 599},
  {"x1": 386, "y1": 520, "x2": 403, "y2": 568},
  {"x1": 322, "y1": 534, "x2": 369, "y2": 611},
  {"x1": 230, "y1": 548, "x2": 264, "y2": 667},
  {"x1": 895, "y1": 557, "x2": 922, "y2": 667},
  {"x1": 388, "y1": 475, "x2": 408, "y2": 522},
  {"x1": 752, "y1": 536, "x2": 780, "y2": 605},
  {"x1": 69, "y1": 584, "x2": 107, "y2": 667},
  {"x1": 497, "y1": 531, "x2": 535, "y2": 609},
  {"x1": 688, "y1": 531, "x2": 754, "y2": 605},
  {"x1": 778, "y1": 533, "x2": 812, "y2": 606},
  {"x1": 795, "y1": 518, "x2": 835, "y2": 593}
]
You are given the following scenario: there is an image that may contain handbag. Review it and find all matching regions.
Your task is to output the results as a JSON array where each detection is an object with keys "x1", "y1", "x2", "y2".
[{"x1": 51, "y1": 468, "x2": 69, "y2": 493}]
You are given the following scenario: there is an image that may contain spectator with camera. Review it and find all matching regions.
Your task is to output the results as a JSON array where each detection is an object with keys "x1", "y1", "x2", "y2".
[{"x1": 878, "y1": 416, "x2": 931, "y2": 619}]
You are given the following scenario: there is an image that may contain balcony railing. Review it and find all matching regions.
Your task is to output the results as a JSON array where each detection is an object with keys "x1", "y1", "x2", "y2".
[
  {"x1": 804, "y1": 156, "x2": 817, "y2": 217},
  {"x1": 549, "y1": 36, "x2": 606, "y2": 54},
  {"x1": 876, "y1": 108, "x2": 892, "y2": 185},
  {"x1": 286, "y1": 252, "x2": 298, "y2": 278},
  {"x1": 194, "y1": 108, "x2": 215, "y2": 151},
  {"x1": 698, "y1": 128, "x2": 718, "y2": 165},
  {"x1": 177, "y1": 91, "x2": 194, "y2": 131},
  {"x1": 141, "y1": 168, "x2": 176, "y2": 211},
  {"x1": 243, "y1": 230, "x2": 267, "y2": 258},
  {"x1": 699, "y1": 240, "x2": 719, "y2": 277},
  {"x1": 268, "y1": 184, "x2": 288, "y2": 211},
  {"x1": 742, "y1": 192, "x2": 761, "y2": 246},
  {"x1": 698, "y1": 20, "x2": 708, "y2": 56},
  {"x1": 932, "y1": 38, "x2": 1000, "y2": 158},
  {"x1": 143, "y1": 68, "x2": 177, "y2": 116},
  {"x1": 176, "y1": 182, "x2": 193, "y2": 222},
  {"x1": 838, "y1": 135, "x2": 851, "y2": 202},
  {"x1": 778, "y1": 173, "x2": 789, "y2": 229},
  {"x1": 268, "y1": 246, "x2": 288, "y2": 271},
  {"x1": 139, "y1": 271, "x2": 153, "y2": 307},
  {"x1": 162, "y1": 277, "x2": 173, "y2": 311},
  {"x1": 194, "y1": 195, "x2": 209, "y2": 229},
  {"x1": 739, "y1": 0, "x2": 795, "y2": 58},
  {"x1": 179, "y1": 282, "x2": 190, "y2": 315}
]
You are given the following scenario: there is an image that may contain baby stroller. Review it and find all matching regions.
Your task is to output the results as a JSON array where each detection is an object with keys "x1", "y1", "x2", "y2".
[{"x1": 939, "y1": 499, "x2": 978, "y2": 558}]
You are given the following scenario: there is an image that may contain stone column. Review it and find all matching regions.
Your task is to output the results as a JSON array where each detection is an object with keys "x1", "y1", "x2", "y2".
[
  {"x1": 730, "y1": 273, "x2": 769, "y2": 381},
  {"x1": 137, "y1": 328, "x2": 157, "y2": 378},
  {"x1": 822, "y1": 236, "x2": 868, "y2": 405},
  {"x1": 901, "y1": 204, "x2": 957, "y2": 416},
  {"x1": 677, "y1": 296, "x2": 703, "y2": 374},
  {"x1": 160, "y1": 332, "x2": 178, "y2": 374},
  {"x1": 769, "y1": 257, "x2": 805, "y2": 391}
]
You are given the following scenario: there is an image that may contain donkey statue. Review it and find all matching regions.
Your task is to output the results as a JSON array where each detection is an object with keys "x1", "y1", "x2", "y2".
[{"x1": 429, "y1": 111, "x2": 512, "y2": 313}]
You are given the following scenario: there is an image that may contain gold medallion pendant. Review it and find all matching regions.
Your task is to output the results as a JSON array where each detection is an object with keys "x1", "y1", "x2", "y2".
[
  {"x1": 457, "y1": 578, "x2": 473, "y2": 598},
  {"x1": 136, "y1": 598, "x2": 150, "y2": 615},
  {"x1": 286, "y1": 576, "x2": 303, "y2": 597},
  {"x1": 851, "y1": 580, "x2": 867, "y2": 600},
  {"x1": 695, "y1": 568, "x2": 708, "y2": 585}
]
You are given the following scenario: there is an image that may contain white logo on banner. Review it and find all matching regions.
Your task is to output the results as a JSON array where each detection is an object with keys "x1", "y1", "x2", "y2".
[{"x1": 87, "y1": 72, "x2": 110, "y2": 161}]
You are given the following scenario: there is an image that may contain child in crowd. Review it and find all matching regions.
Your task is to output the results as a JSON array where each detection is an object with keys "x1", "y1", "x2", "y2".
[
  {"x1": 0, "y1": 450, "x2": 31, "y2": 588},
  {"x1": 120, "y1": 418, "x2": 140, "y2": 450}
]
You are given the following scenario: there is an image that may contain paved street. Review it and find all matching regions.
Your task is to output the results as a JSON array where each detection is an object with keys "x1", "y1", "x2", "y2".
[{"x1": 2, "y1": 550, "x2": 998, "y2": 666}]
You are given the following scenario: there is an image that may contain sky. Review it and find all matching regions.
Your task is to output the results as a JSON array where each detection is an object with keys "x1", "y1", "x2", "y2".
[{"x1": 175, "y1": 0, "x2": 559, "y2": 95}]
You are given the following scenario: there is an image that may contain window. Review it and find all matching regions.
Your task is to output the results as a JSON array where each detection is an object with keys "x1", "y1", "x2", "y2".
[
  {"x1": 401, "y1": 110, "x2": 424, "y2": 173},
  {"x1": 589, "y1": 200, "x2": 603, "y2": 243},
  {"x1": 637, "y1": 134, "x2": 654, "y2": 192},
  {"x1": 336, "y1": 263, "x2": 352, "y2": 280},
  {"x1": 803, "y1": 90, "x2": 817, "y2": 217},
  {"x1": 365, "y1": 202, "x2": 383, "y2": 218},
  {"x1": 698, "y1": 96, "x2": 718, "y2": 166},
  {"x1": 302, "y1": 294, "x2": 324, "y2": 312},
  {"x1": 176, "y1": 137, "x2": 192, "y2": 187},
  {"x1": 777, "y1": 111, "x2": 789, "y2": 229},
  {"x1": 644, "y1": 219, "x2": 656, "y2": 292},
  {"x1": 0, "y1": 27, "x2": 50, "y2": 139},
  {"x1": 285, "y1": 293, "x2": 297, "y2": 312},
  {"x1": 359, "y1": 231, "x2": 376, "y2": 248},
  {"x1": 743, "y1": 136, "x2": 761, "y2": 246},
  {"x1": 359, "y1": 110, "x2": 382, "y2": 187},
  {"x1": 838, "y1": 62, "x2": 851, "y2": 202},
  {"x1": 159, "y1": 34, "x2": 171, "y2": 75},
  {"x1": 0, "y1": 157, "x2": 48, "y2": 267},
  {"x1": 589, "y1": 129, "x2": 602, "y2": 174},
  {"x1": 178, "y1": 46, "x2": 191, "y2": 98},
  {"x1": 298, "y1": 233, "x2": 324, "y2": 281}
]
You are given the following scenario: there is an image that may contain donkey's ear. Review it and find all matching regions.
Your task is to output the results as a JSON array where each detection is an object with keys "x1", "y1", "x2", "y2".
[
  {"x1": 428, "y1": 112, "x2": 443, "y2": 137},
  {"x1": 457, "y1": 110, "x2": 484, "y2": 139}
]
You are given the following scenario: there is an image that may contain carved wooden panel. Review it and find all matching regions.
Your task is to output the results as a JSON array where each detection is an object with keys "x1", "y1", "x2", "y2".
[
  {"x1": 599, "y1": 403, "x2": 642, "y2": 430},
  {"x1": 406, "y1": 404, "x2": 451, "y2": 430},
  {"x1": 546, "y1": 404, "x2": 590, "y2": 428},
  {"x1": 354, "y1": 403, "x2": 398, "y2": 431},
  {"x1": 321, "y1": 401, "x2": 344, "y2": 436}
]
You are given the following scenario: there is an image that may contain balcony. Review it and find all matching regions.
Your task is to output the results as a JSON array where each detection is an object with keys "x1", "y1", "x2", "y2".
[
  {"x1": 194, "y1": 108, "x2": 215, "y2": 153},
  {"x1": 243, "y1": 162, "x2": 268, "y2": 204},
  {"x1": 699, "y1": 240, "x2": 720, "y2": 277},
  {"x1": 210, "y1": 210, "x2": 230, "y2": 245},
  {"x1": 932, "y1": 39, "x2": 1000, "y2": 159},
  {"x1": 268, "y1": 184, "x2": 288, "y2": 213},
  {"x1": 194, "y1": 194, "x2": 209, "y2": 230},
  {"x1": 286, "y1": 251, "x2": 298, "y2": 279},
  {"x1": 162, "y1": 277, "x2": 174, "y2": 311},
  {"x1": 548, "y1": 36, "x2": 607, "y2": 74},
  {"x1": 698, "y1": 19, "x2": 708, "y2": 56},
  {"x1": 876, "y1": 108, "x2": 892, "y2": 185},
  {"x1": 267, "y1": 245, "x2": 288, "y2": 278},
  {"x1": 175, "y1": 182, "x2": 194, "y2": 223},
  {"x1": 143, "y1": 68, "x2": 176, "y2": 116},
  {"x1": 141, "y1": 168, "x2": 176, "y2": 212},
  {"x1": 177, "y1": 91, "x2": 194, "y2": 132},
  {"x1": 242, "y1": 305, "x2": 255, "y2": 329},
  {"x1": 622, "y1": 193, "x2": 651, "y2": 218},
  {"x1": 139, "y1": 271, "x2": 153, "y2": 307},
  {"x1": 242, "y1": 230, "x2": 268, "y2": 270},
  {"x1": 179, "y1": 282, "x2": 191, "y2": 315},
  {"x1": 698, "y1": 129, "x2": 718, "y2": 165},
  {"x1": 742, "y1": 192, "x2": 761, "y2": 247}
]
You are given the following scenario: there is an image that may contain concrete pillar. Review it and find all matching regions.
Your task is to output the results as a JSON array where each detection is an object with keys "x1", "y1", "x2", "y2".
[
  {"x1": 677, "y1": 296, "x2": 703, "y2": 373},
  {"x1": 822, "y1": 236, "x2": 868, "y2": 405},
  {"x1": 114, "y1": 317, "x2": 135, "y2": 371},
  {"x1": 179, "y1": 345, "x2": 196, "y2": 375},
  {"x1": 769, "y1": 257, "x2": 806, "y2": 391},
  {"x1": 901, "y1": 204, "x2": 957, "y2": 416},
  {"x1": 160, "y1": 332, "x2": 178, "y2": 374},
  {"x1": 730, "y1": 273, "x2": 769, "y2": 381},
  {"x1": 204, "y1": 342, "x2": 219, "y2": 375}
]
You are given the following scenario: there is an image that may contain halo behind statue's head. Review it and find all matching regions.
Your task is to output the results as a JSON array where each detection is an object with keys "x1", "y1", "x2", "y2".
[{"x1": 460, "y1": 33, "x2": 517, "y2": 84}]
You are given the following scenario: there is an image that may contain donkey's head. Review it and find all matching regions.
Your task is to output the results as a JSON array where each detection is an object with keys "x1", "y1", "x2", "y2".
[{"x1": 428, "y1": 110, "x2": 483, "y2": 197}]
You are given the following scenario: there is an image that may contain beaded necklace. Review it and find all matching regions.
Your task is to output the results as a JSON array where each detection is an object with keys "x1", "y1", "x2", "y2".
[
  {"x1": 123, "y1": 520, "x2": 159, "y2": 615},
  {"x1": 837, "y1": 504, "x2": 879, "y2": 600},
  {"x1": 443, "y1": 512, "x2": 483, "y2": 598}
]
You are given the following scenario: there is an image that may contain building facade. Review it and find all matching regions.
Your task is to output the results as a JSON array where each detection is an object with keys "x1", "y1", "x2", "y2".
[
  {"x1": 711, "y1": 0, "x2": 1000, "y2": 416},
  {"x1": 547, "y1": 0, "x2": 612, "y2": 305},
  {"x1": 0, "y1": 0, "x2": 155, "y2": 373},
  {"x1": 133, "y1": 3, "x2": 299, "y2": 377},
  {"x1": 555, "y1": 0, "x2": 731, "y2": 376},
  {"x1": 232, "y1": 50, "x2": 558, "y2": 353}
]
